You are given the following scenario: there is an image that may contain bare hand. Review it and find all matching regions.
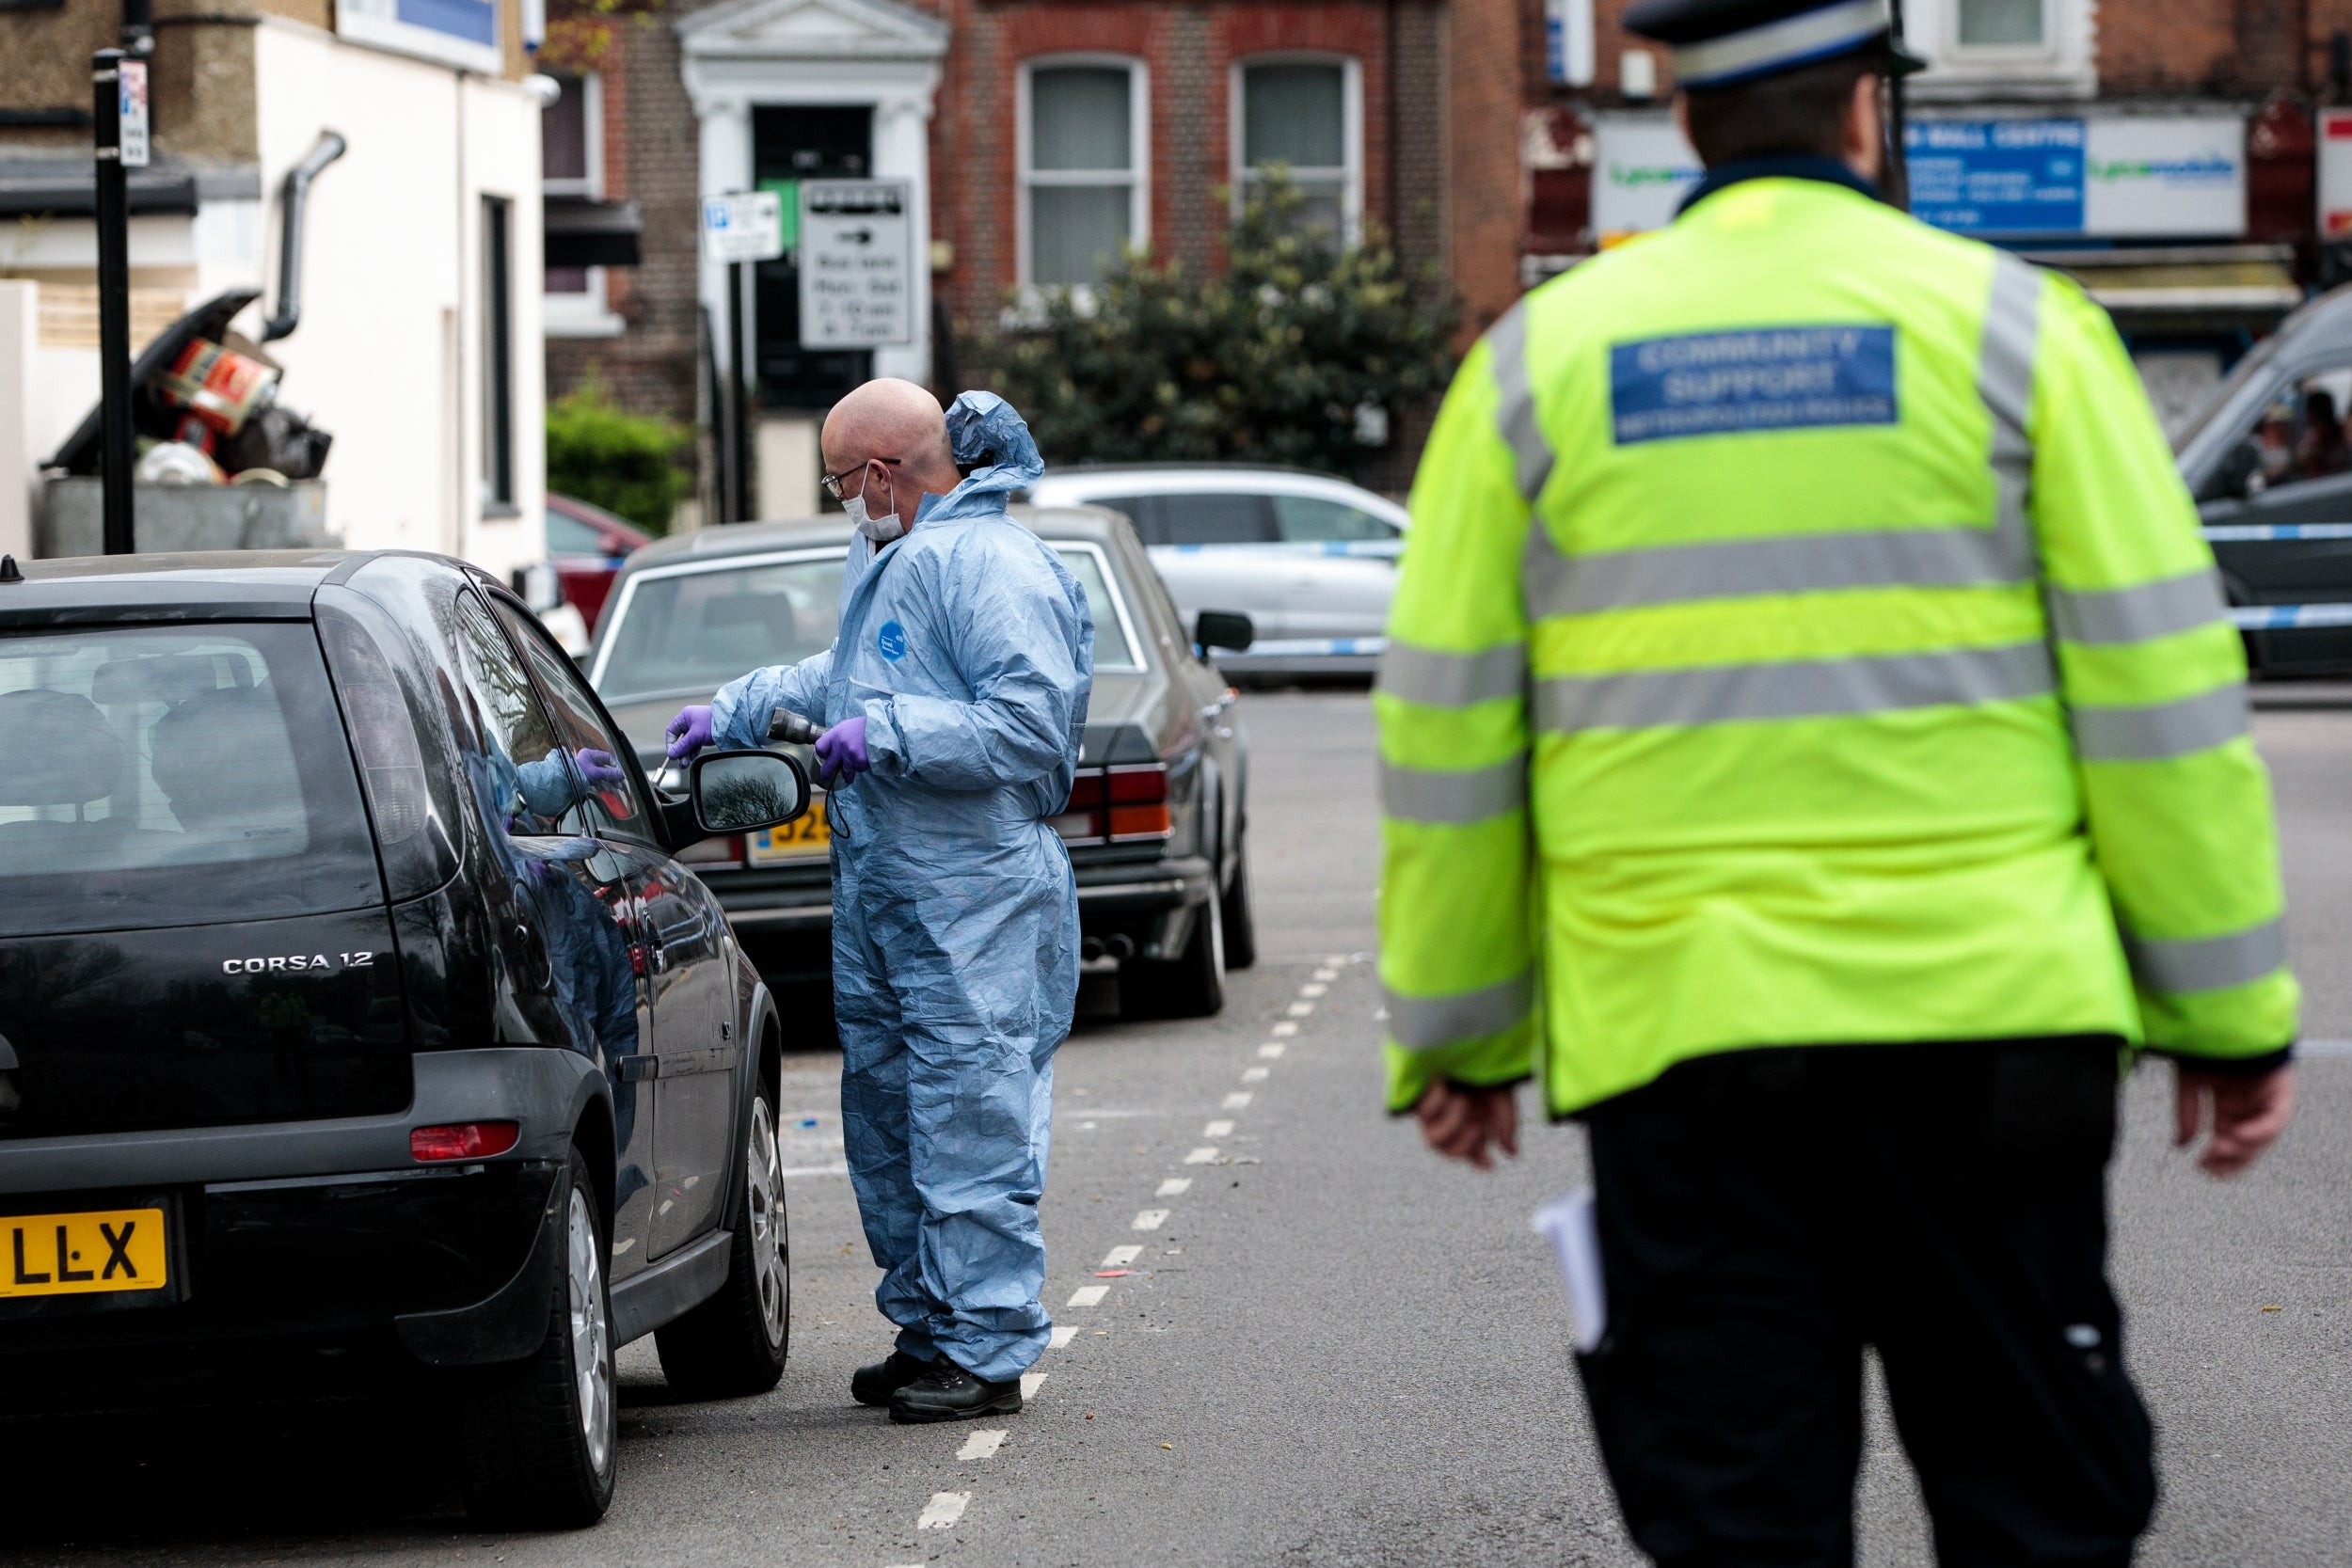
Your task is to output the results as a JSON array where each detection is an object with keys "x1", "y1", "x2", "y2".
[
  {"x1": 1414, "y1": 1080, "x2": 1519, "y2": 1170},
  {"x1": 2174, "y1": 1063, "x2": 2296, "y2": 1178}
]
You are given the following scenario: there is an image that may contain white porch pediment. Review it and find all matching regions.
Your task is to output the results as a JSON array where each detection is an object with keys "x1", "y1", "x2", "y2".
[{"x1": 677, "y1": 0, "x2": 948, "y2": 63}]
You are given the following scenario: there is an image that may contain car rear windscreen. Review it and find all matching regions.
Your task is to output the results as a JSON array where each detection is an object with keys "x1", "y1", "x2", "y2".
[
  {"x1": 0, "y1": 623, "x2": 381, "y2": 936},
  {"x1": 598, "y1": 557, "x2": 848, "y2": 703},
  {"x1": 601, "y1": 547, "x2": 1145, "y2": 699}
]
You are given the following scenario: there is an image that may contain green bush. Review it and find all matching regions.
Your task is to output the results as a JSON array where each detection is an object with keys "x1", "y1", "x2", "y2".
[
  {"x1": 545, "y1": 375, "x2": 691, "y2": 535},
  {"x1": 988, "y1": 173, "x2": 1457, "y2": 478}
]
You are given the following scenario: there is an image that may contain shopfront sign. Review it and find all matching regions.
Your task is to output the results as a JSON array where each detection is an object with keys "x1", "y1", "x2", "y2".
[
  {"x1": 2318, "y1": 111, "x2": 2352, "y2": 238},
  {"x1": 1905, "y1": 119, "x2": 2083, "y2": 234},
  {"x1": 1590, "y1": 119, "x2": 1703, "y2": 239},
  {"x1": 1905, "y1": 115, "x2": 2242, "y2": 238}
]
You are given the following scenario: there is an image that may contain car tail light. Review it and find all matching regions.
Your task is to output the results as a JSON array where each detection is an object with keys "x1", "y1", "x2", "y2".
[
  {"x1": 1054, "y1": 770, "x2": 1106, "y2": 843},
  {"x1": 1106, "y1": 764, "x2": 1172, "y2": 841},
  {"x1": 679, "y1": 833, "x2": 744, "y2": 867},
  {"x1": 411, "y1": 1121, "x2": 520, "y2": 1162}
]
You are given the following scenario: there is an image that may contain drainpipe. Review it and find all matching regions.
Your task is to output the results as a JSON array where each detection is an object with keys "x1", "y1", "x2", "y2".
[{"x1": 259, "y1": 131, "x2": 348, "y2": 342}]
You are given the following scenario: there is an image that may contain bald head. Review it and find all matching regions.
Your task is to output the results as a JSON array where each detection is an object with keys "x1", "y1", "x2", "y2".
[{"x1": 822, "y1": 378, "x2": 959, "y2": 527}]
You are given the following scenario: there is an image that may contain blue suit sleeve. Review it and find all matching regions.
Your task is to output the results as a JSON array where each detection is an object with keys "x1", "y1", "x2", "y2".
[
  {"x1": 710, "y1": 647, "x2": 834, "y2": 750},
  {"x1": 864, "y1": 546, "x2": 1086, "y2": 789},
  {"x1": 512, "y1": 751, "x2": 581, "y2": 819}
]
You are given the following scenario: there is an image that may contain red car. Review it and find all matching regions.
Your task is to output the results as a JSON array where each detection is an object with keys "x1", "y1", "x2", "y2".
[{"x1": 546, "y1": 494, "x2": 653, "y2": 627}]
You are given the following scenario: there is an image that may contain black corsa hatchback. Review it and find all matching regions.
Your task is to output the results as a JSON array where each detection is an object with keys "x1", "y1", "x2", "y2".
[{"x1": 0, "y1": 550, "x2": 814, "y2": 1528}]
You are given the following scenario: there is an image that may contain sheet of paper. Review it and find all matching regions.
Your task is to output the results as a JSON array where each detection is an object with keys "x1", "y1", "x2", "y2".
[{"x1": 1531, "y1": 1188, "x2": 1607, "y2": 1353}]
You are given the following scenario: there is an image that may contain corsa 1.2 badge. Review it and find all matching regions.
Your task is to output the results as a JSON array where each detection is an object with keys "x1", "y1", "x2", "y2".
[{"x1": 220, "y1": 951, "x2": 378, "y2": 975}]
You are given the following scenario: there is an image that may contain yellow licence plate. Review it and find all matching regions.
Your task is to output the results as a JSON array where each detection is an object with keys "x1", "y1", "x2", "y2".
[
  {"x1": 2, "y1": 1207, "x2": 167, "y2": 1299},
  {"x1": 747, "y1": 797, "x2": 832, "y2": 863}
]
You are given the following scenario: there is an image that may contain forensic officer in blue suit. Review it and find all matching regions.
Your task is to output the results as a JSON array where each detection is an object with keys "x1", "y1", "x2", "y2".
[{"x1": 666, "y1": 379, "x2": 1093, "y2": 1423}]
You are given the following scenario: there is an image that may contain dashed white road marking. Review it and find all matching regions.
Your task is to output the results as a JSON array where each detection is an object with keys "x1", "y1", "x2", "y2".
[
  {"x1": 1133, "y1": 1209, "x2": 1170, "y2": 1230},
  {"x1": 1223, "y1": 1091, "x2": 1253, "y2": 1109},
  {"x1": 1203, "y1": 1118, "x2": 1235, "y2": 1137},
  {"x1": 1157, "y1": 1177, "x2": 1193, "y2": 1196},
  {"x1": 918, "y1": 1493, "x2": 970, "y2": 1529},
  {"x1": 1325, "y1": 953, "x2": 1347, "y2": 965},
  {"x1": 959, "y1": 1429, "x2": 1009, "y2": 1461},
  {"x1": 1022, "y1": 1370, "x2": 1047, "y2": 1399},
  {"x1": 1068, "y1": 1284, "x2": 1108, "y2": 1307},
  {"x1": 779, "y1": 1163, "x2": 851, "y2": 1179},
  {"x1": 1258, "y1": 1044, "x2": 1286, "y2": 1059},
  {"x1": 1300, "y1": 983, "x2": 1328, "y2": 998},
  {"x1": 1050, "y1": 1325, "x2": 1079, "y2": 1349},
  {"x1": 1184, "y1": 1147, "x2": 1219, "y2": 1164},
  {"x1": 1286, "y1": 1002, "x2": 1314, "y2": 1017},
  {"x1": 1102, "y1": 1243, "x2": 1142, "y2": 1267},
  {"x1": 1312, "y1": 967, "x2": 1339, "y2": 982},
  {"x1": 1242, "y1": 1066, "x2": 1270, "y2": 1083},
  {"x1": 1271, "y1": 1022, "x2": 1299, "y2": 1037}
]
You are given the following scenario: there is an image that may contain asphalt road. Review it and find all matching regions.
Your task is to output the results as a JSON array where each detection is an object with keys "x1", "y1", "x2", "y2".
[{"x1": 6, "y1": 688, "x2": 2347, "y2": 1567}]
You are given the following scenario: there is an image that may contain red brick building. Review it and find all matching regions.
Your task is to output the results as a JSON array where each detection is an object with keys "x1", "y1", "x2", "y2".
[{"x1": 542, "y1": 0, "x2": 2348, "y2": 515}]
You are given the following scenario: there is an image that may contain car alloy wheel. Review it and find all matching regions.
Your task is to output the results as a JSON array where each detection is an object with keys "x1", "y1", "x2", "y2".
[
  {"x1": 746, "y1": 1095, "x2": 788, "y2": 1349},
  {"x1": 568, "y1": 1185, "x2": 614, "y2": 1476}
]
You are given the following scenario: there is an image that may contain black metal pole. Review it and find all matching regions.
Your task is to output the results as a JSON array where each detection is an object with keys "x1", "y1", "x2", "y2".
[
  {"x1": 92, "y1": 49, "x2": 135, "y2": 556},
  {"x1": 1884, "y1": 0, "x2": 1911, "y2": 211},
  {"x1": 727, "y1": 259, "x2": 751, "y2": 523}
]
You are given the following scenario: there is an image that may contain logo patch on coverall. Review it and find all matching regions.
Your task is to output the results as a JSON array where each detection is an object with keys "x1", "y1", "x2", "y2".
[
  {"x1": 1609, "y1": 325, "x2": 1897, "y2": 445},
  {"x1": 877, "y1": 620, "x2": 908, "y2": 660}
]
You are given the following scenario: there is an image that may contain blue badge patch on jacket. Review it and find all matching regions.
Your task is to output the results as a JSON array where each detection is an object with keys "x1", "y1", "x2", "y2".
[
  {"x1": 1610, "y1": 325, "x2": 1897, "y2": 445},
  {"x1": 877, "y1": 620, "x2": 907, "y2": 661}
]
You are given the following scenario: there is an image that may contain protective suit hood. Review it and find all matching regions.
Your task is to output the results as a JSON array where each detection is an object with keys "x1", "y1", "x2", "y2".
[{"x1": 913, "y1": 391, "x2": 1046, "y2": 527}]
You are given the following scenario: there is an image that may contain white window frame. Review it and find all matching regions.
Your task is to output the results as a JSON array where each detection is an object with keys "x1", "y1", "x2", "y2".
[
  {"x1": 1016, "y1": 55, "x2": 1152, "y2": 293},
  {"x1": 1230, "y1": 54, "x2": 1364, "y2": 245},
  {"x1": 1902, "y1": 0, "x2": 2093, "y2": 99},
  {"x1": 543, "y1": 71, "x2": 624, "y2": 340}
]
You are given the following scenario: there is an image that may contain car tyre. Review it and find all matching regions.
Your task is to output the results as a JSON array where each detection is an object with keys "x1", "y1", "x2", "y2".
[
  {"x1": 1121, "y1": 889, "x2": 1226, "y2": 1020},
  {"x1": 1219, "y1": 827, "x2": 1257, "y2": 972},
  {"x1": 655, "y1": 1089, "x2": 791, "y2": 1398},
  {"x1": 454, "y1": 1148, "x2": 617, "y2": 1529}
]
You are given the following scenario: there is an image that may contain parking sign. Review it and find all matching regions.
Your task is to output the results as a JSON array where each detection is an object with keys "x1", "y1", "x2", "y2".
[
  {"x1": 702, "y1": 190, "x2": 784, "y2": 265},
  {"x1": 798, "y1": 180, "x2": 914, "y2": 349}
]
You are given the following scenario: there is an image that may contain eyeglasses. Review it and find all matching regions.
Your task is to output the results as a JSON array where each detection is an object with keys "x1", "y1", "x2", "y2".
[{"x1": 820, "y1": 456, "x2": 901, "y2": 502}]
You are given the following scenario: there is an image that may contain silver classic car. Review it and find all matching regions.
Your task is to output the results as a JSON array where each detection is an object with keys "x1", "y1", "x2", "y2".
[{"x1": 1025, "y1": 466, "x2": 1406, "y2": 678}]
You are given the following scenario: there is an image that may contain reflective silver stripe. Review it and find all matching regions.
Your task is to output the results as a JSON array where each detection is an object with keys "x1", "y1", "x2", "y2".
[
  {"x1": 1487, "y1": 303, "x2": 1555, "y2": 504},
  {"x1": 1385, "y1": 970, "x2": 1536, "y2": 1049},
  {"x1": 1380, "y1": 755, "x2": 1528, "y2": 824},
  {"x1": 1533, "y1": 641, "x2": 2054, "y2": 731},
  {"x1": 1377, "y1": 640, "x2": 1525, "y2": 706},
  {"x1": 2046, "y1": 567, "x2": 2228, "y2": 645},
  {"x1": 2070, "y1": 684, "x2": 2248, "y2": 761},
  {"x1": 1979, "y1": 254, "x2": 2042, "y2": 581},
  {"x1": 2124, "y1": 916, "x2": 2287, "y2": 993},
  {"x1": 1533, "y1": 525, "x2": 2026, "y2": 616}
]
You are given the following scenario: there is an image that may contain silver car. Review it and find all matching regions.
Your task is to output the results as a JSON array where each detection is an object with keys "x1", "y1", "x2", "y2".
[{"x1": 1025, "y1": 466, "x2": 1406, "y2": 677}]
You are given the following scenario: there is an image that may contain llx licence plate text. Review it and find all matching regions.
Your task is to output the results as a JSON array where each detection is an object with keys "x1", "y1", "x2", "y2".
[{"x1": 1, "y1": 1207, "x2": 167, "y2": 1298}]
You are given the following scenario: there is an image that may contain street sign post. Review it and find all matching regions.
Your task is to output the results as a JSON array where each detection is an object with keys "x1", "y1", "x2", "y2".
[
  {"x1": 91, "y1": 50, "x2": 147, "y2": 555},
  {"x1": 701, "y1": 192, "x2": 785, "y2": 524},
  {"x1": 798, "y1": 180, "x2": 914, "y2": 349}
]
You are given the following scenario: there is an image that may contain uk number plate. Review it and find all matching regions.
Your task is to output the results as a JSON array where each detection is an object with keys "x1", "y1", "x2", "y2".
[
  {"x1": 1, "y1": 1207, "x2": 167, "y2": 1299},
  {"x1": 748, "y1": 797, "x2": 832, "y2": 863}
]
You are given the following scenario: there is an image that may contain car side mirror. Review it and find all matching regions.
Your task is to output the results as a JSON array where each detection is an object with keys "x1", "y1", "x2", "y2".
[
  {"x1": 1194, "y1": 610, "x2": 1254, "y2": 653},
  {"x1": 664, "y1": 749, "x2": 810, "y2": 848}
]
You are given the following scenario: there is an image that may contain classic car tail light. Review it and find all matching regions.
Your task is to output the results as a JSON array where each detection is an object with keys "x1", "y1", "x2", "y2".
[
  {"x1": 678, "y1": 833, "x2": 744, "y2": 868},
  {"x1": 1106, "y1": 764, "x2": 1172, "y2": 841},
  {"x1": 1053, "y1": 770, "x2": 1106, "y2": 843},
  {"x1": 411, "y1": 1121, "x2": 519, "y2": 1162}
]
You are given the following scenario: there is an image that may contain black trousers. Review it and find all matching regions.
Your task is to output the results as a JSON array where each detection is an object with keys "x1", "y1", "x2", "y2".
[{"x1": 1575, "y1": 1038, "x2": 2157, "y2": 1568}]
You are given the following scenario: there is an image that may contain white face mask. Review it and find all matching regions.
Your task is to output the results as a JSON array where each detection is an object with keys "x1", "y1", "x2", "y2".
[{"x1": 843, "y1": 465, "x2": 904, "y2": 543}]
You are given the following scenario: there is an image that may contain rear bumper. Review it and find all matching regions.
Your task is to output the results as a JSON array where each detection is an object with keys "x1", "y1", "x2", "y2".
[
  {"x1": 707, "y1": 854, "x2": 1217, "y2": 960},
  {"x1": 0, "y1": 1048, "x2": 599, "y2": 1380}
]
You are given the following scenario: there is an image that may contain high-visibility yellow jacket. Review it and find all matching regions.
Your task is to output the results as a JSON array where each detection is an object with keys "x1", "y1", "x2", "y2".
[{"x1": 1377, "y1": 172, "x2": 2299, "y2": 1117}]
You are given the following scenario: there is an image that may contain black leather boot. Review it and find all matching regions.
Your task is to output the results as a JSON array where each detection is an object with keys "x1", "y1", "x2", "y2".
[
  {"x1": 850, "y1": 1350, "x2": 937, "y2": 1407},
  {"x1": 887, "y1": 1361, "x2": 1023, "y2": 1423}
]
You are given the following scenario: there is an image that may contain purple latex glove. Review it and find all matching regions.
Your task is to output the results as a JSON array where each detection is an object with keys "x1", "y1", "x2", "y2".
[
  {"x1": 574, "y1": 748, "x2": 626, "y2": 788},
  {"x1": 665, "y1": 704, "x2": 715, "y2": 759},
  {"x1": 813, "y1": 716, "x2": 870, "y2": 788}
]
